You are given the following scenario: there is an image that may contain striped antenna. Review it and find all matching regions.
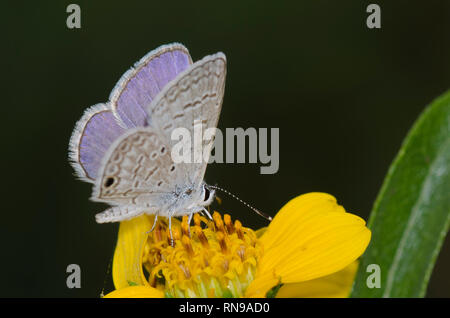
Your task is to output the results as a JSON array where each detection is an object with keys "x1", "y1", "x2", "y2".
[{"x1": 209, "y1": 185, "x2": 272, "y2": 221}]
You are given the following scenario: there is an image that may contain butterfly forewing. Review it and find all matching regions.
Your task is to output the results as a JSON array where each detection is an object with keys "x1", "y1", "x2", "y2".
[
  {"x1": 146, "y1": 53, "x2": 227, "y2": 186},
  {"x1": 69, "y1": 103, "x2": 126, "y2": 182},
  {"x1": 110, "y1": 43, "x2": 193, "y2": 128}
]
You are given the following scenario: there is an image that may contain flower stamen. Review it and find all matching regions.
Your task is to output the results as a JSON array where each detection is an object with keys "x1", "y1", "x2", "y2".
[
  {"x1": 234, "y1": 220, "x2": 245, "y2": 240},
  {"x1": 216, "y1": 231, "x2": 228, "y2": 254},
  {"x1": 181, "y1": 235, "x2": 194, "y2": 256},
  {"x1": 181, "y1": 215, "x2": 190, "y2": 237},
  {"x1": 142, "y1": 212, "x2": 263, "y2": 298},
  {"x1": 224, "y1": 214, "x2": 234, "y2": 234},
  {"x1": 195, "y1": 226, "x2": 210, "y2": 248}
]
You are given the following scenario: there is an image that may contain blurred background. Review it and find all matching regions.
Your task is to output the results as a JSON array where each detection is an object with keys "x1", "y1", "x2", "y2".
[{"x1": 1, "y1": 1, "x2": 449, "y2": 297}]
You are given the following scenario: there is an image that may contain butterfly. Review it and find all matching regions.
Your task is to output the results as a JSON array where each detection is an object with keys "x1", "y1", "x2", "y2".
[{"x1": 69, "y1": 43, "x2": 226, "y2": 230}]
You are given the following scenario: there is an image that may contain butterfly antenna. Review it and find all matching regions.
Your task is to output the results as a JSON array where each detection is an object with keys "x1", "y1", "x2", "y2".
[{"x1": 209, "y1": 185, "x2": 272, "y2": 221}]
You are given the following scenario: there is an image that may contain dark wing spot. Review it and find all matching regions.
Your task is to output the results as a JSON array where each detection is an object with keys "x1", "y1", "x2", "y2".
[{"x1": 104, "y1": 177, "x2": 115, "y2": 188}]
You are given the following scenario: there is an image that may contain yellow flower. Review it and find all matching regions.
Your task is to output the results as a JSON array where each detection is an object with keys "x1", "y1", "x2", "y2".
[{"x1": 104, "y1": 192, "x2": 371, "y2": 298}]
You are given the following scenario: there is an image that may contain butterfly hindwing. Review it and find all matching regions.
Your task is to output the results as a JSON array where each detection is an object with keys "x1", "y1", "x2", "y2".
[{"x1": 92, "y1": 127, "x2": 180, "y2": 209}]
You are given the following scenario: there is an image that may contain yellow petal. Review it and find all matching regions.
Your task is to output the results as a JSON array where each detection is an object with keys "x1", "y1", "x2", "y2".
[
  {"x1": 245, "y1": 193, "x2": 371, "y2": 297},
  {"x1": 276, "y1": 261, "x2": 358, "y2": 298},
  {"x1": 255, "y1": 227, "x2": 267, "y2": 238},
  {"x1": 112, "y1": 215, "x2": 154, "y2": 289},
  {"x1": 103, "y1": 286, "x2": 164, "y2": 298}
]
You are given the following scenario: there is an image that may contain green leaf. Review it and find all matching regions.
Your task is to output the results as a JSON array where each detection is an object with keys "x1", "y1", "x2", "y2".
[
  {"x1": 266, "y1": 283, "x2": 283, "y2": 298},
  {"x1": 351, "y1": 90, "x2": 450, "y2": 297},
  {"x1": 164, "y1": 291, "x2": 174, "y2": 298},
  {"x1": 222, "y1": 289, "x2": 234, "y2": 298}
]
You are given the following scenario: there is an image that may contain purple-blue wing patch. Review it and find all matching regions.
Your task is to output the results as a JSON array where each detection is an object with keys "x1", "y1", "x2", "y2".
[
  {"x1": 69, "y1": 104, "x2": 126, "y2": 181},
  {"x1": 110, "y1": 43, "x2": 192, "y2": 128},
  {"x1": 69, "y1": 43, "x2": 192, "y2": 183}
]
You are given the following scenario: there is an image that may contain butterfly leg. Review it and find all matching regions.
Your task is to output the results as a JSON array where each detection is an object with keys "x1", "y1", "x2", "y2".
[
  {"x1": 168, "y1": 216, "x2": 174, "y2": 247},
  {"x1": 146, "y1": 215, "x2": 159, "y2": 235},
  {"x1": 187, "y1": 212, "x2": 194, "y2": 236},
  {"x1": 202, "y1": 208, "x2": 213, "y2": 220}
]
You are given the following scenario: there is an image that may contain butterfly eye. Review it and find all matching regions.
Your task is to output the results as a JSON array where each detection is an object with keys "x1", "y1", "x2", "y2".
[
  {"x1": 203, "y1": 187, "x2": 211, "y2": 202},
  {"x1": 104, "y1": 177, "x2": 115, "y2": 188}
]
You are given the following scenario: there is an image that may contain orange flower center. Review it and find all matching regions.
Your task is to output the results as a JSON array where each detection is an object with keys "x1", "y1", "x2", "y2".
[{"x1": 142, "y1": 212, "x2": 263, "y2": 297}]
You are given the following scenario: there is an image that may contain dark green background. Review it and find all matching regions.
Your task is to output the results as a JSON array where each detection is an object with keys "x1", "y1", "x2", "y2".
[{"x1": 2, "y1": 1, "x2": 449, "y2": 297}]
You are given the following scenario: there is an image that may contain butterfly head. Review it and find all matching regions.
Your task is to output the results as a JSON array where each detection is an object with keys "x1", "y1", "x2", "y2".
[
  {"x1": 181, "y1": 183, "x2": 215, "y2": 214},
  {"x1": 200, "y1": 183, "x2": 215, "y2": 207}
]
